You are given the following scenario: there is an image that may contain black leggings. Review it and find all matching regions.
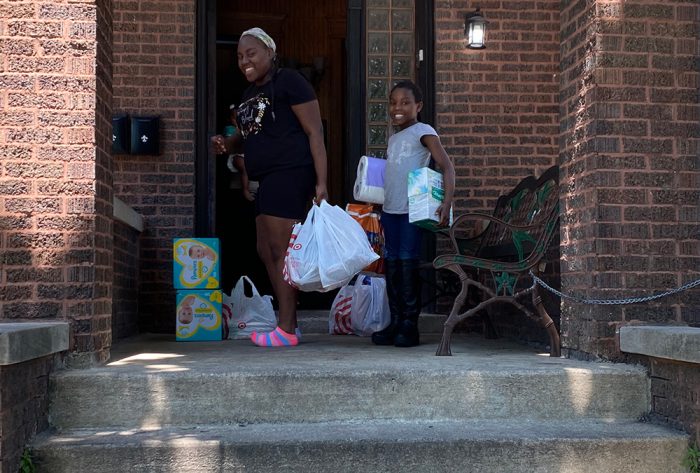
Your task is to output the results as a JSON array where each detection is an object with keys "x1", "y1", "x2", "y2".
[{"x1": 255, "y1": 165, "x2": 316, "y2": 220}]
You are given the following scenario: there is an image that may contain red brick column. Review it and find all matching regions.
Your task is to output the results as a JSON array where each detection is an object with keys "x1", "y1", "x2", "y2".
[
  {"x1": 0, "y1": 356, "x2": 53, "y2": 473},
  {"x1": 0, "y1": 0, "x2": 114, "y2": 365},
  {"x1": 559, "y1": 1, "x2": 700, "y2": 358}
]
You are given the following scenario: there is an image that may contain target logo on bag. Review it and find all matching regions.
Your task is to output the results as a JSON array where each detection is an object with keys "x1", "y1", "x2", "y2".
[
  {"x1": 331, "y1": 295, "x2": 353, "y2": 335},
  {"x1": 283, "y1": 223, "x2": 302, "y2": 288}
]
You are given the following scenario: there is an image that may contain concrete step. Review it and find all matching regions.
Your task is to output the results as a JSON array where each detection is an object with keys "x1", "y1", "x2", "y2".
[
  {"x1": 32, "y1": 419, "x2": 687, "y2": 473},
  {"x1": 49, "y1": 334, "x2": 650, "y2": 429},
  {"x1": 296, "y1": 310, "x2": 448, "y2": 335}
]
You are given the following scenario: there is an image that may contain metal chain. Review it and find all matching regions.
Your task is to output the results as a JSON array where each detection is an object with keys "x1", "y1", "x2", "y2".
[{"x1": 529, "y1": 271, "x2": 700, "y2": 305}]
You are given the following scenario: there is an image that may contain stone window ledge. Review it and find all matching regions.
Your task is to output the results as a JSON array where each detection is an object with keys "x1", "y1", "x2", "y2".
[
  {"x1": 0, "y1": 322, "x2": 69, "y2": 366},
  {"x1": 619, "y1": 326, "x2": 700, "y2": 364},
  {"x1": 114, "y1": 196, "x2": 144, "y2": 232}
]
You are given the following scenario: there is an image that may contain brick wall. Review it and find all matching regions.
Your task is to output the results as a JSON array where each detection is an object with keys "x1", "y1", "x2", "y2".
[
  {"x1": 0, "y1": 355, "x2": 54, "y2": 473},
  {"x1": 434, "y1": 1, "x2": 561, "y2": 344},
  {"x1": 112, "y1": 219, "x2": 140, "y2": 339},
  {"x1": 559, "y1": 0, "x2": 700, "y2": 442},
  {"x1": 92, "y1": 0, "x2": 115, "y2": 363},
  {"x1": 650, "y1": 358, "x2": 700, "y2": 444},
  {"x1": 112, "y1": 0, "x2": 197, "y2": 333},
  {"x1": 559, "y1": 0, "x2": 700, "y2": 358},
  {"x1": 0, "y1": 0, "x2": 114, "y2": 365},
  {"x1": 434, "y1": 0, "x2": 560, "y2": 214}
]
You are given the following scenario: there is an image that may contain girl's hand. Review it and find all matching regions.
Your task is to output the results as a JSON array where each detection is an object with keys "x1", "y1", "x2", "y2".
[
  {"x1": 436, "y1": 201, "x2": 453, "y2": 227},
  {"x1": 211, "y1": 135, "x2": 227, "y2": 154}
]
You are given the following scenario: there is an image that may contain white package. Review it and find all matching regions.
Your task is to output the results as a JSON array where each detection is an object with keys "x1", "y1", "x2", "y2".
[{"x1": 353, "y1": 155, "x2": 385, "y2": 204}]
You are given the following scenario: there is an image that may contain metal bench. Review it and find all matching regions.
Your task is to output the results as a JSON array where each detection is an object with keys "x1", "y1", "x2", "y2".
[{"x1": 432, "y1": 165, "x2": 561, "y2": 357}]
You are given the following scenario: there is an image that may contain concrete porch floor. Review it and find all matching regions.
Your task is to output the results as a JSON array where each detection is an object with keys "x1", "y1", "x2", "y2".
[{"x1": 104, "y1": 332, "x2": 622, "y2": 376}]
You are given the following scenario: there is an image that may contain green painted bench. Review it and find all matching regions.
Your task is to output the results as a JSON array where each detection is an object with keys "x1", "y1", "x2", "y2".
[{"x1": 432, "y1": 165, "x2": 561, "y2": 357}]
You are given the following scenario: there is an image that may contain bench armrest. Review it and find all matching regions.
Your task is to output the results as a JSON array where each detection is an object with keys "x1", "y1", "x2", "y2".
[
  {"x1": 440, "y1": 209, "x2": 559, "y2": 269},
  {"x1": 447, "y1": 212, "x2": 545, "y2": 255},
  {"x1": 446, "y1": 212, "x2": 496, "y2": 255}
]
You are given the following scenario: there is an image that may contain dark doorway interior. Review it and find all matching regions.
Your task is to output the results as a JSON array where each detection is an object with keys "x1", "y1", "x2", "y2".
[{"x1": 214, "y1": 0, "x2": 347, "y2": 309}]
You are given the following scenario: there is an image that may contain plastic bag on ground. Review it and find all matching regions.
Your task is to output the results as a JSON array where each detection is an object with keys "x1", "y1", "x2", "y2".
[
  {"x1": 329, "y1": 283, "x2": 354, "y2": 335},
  {"x1": 329, "y1": 274, "x2": 389, "y2": 336},
  {"x1": 224, "y1": 276, "x2": 277, "y2": 339}
]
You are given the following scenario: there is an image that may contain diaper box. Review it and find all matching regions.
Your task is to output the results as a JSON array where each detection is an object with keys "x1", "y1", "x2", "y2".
[
  {"x1": 176, "y1": 290, "x2": 223, "y2": 341},
  {"x1": 173, "y1": 238, "x2": 220, "y2": 289},
  {"x1": 407, "y1": 167, "x2": 452, "y2": 231},
  {"x1": 408, "y1": 166, "x2": 443, "y2": 198}
]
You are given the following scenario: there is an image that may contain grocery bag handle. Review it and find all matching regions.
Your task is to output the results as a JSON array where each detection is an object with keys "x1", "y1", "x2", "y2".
[{"x1": 240, "y1": 275, "x2": 261, "y2": 298}]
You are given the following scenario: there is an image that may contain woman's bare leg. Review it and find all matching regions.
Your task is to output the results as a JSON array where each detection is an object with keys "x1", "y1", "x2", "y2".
[{"x1": 256, "y1": 214, "x2": 298, "y2": 334}]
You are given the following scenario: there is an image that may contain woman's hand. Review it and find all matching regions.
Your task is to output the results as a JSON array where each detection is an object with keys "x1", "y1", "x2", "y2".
[
  {"x1": 242, "y1": 188, "x2": 256, "y2": 202},
  {"x1": 314, "y1": 183, "x2": 329, "y2": 204},
  {"x1": 211, "y1": 134, "x2": 227, "y2": 154}
]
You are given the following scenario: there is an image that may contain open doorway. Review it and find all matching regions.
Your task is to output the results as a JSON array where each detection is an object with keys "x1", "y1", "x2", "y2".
[{"x1": 213, "y1": 0, "x2": 348, "y2": 306}]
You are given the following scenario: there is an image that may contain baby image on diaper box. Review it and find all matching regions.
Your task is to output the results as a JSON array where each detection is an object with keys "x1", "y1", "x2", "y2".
[
  {"x1": 173, "y1": 238, "x2": 220, "y2": 289},
  {"x1": 176, "y1": 290, "x2": 223, "y2": 341}
]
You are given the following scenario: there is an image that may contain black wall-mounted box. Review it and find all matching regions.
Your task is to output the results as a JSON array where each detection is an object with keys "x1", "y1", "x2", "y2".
[
  {"x1": 130, "y1": 116, "x2": 160, "y2": 155},
  {"x1": 112, "y1": 114, "x2": 130, "y2": 154}
]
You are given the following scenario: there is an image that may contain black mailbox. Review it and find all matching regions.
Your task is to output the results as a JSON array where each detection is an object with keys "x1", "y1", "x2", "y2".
[
  {"x1": 112, "y1": 114, "x2": 130, "y2": 154},
  {"x1": 130, "y1": 116, "x2": 160, "y2": 155}
]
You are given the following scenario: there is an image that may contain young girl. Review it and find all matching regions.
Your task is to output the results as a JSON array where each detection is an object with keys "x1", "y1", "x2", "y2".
[{"x1": 371, "y1": 80, "x2": 455, "y2": 348}]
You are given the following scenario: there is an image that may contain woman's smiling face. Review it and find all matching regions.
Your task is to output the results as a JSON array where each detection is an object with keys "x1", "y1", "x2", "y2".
[{"x1": 237, "y1": 36, "x2": 274, "y2": 84}]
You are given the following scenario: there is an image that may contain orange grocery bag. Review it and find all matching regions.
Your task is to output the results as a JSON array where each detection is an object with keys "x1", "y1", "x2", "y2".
[{"x1": 345, "y1": 203, "x2": 384, "y2": 274}]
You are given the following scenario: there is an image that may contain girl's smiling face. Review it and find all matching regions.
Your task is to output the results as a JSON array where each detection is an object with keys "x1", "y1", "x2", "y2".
[
  {"x1": 389, "y1": 86, "x2": 422, "y2": 130},
  {"x1": 237, "y1": 36, "x2": 274, "y2": 85}
]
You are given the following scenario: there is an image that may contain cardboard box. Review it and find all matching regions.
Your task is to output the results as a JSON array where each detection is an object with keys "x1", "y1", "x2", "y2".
[
  {"x1": 408, "y1": 167, "x2": 452, "y2": 231},
  {"x1": 176, "y1": 290, "x2": 223, "y2": 341},
  {"x1": 173, "y1": 238, "x2": 220, "y2": 289}
]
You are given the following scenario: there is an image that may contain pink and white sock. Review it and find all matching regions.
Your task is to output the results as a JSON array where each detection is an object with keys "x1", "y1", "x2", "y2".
[{"x1": 250, "y1": 327, "x2": 299, "y2": 347}]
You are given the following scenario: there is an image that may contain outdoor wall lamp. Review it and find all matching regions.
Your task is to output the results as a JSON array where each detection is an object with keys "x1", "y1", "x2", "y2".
[{"x1": 465, "y1": 8, "x2": 488, "y2": 49}]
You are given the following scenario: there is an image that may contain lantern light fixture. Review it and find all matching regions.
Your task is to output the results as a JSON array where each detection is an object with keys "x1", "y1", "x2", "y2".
[{"x1": 465, "y1": 8, "x2": 488, "y2": 49}]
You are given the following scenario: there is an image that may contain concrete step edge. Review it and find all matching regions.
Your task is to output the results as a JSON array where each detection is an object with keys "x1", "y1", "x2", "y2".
[
  {"x1": 32, "y1": 420, "x2": 689, "y2": 473},
  {"x1": 49, "y1": 369, "x2": 650, "y2": 428},
  {"x1": 35, "y1": 419, "x2": 689, "y2": 445}
]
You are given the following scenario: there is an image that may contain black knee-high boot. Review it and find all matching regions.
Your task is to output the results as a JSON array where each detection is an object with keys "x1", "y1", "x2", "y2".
[
  {"x1": 394, "y1": 258, "x2": 420, "y2": 347},
  {"x1": 371, "y1": 259, "x2": 402, "y2": 345}
]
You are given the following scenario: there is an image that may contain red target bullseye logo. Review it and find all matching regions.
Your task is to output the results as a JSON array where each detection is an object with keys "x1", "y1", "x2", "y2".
[
  {"x1": 293, "y1": 243, "x2": 302, "y2": 250},
  {"x1": 238, "y1": 322, "x2": 247, "y2": 329}
]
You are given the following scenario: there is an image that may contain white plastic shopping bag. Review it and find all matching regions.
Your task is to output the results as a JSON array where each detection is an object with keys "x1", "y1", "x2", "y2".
[
  {"x1": 315, "y1": 201, "x2": 380, "y2": 290},
  {"x1": 350, "y1": 274, "x2": 390, "y2": 336},
  {"x1": 329, "y1": 283, "x2": 354, "y2": 335},
  {"x1": 224, "y1": 276, "x2": 277, "y2": 339},
  {"x1": 329, "y1": 274, "x2": 390, "y2": 336},
  {"x1": 282, "y1": 221, "x2": 302, "y2": 288},
  {"x1": 284, "y1": 206, "x2": 324, "y2": 292}
]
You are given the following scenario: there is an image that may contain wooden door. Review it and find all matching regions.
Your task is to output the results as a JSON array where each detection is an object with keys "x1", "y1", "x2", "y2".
[
  {"x1": 212, "y1": 0, "x2": 348, "y2": 301},
  {"x1": 216, "y1": 0, "x2": 347, "y2": 204}
]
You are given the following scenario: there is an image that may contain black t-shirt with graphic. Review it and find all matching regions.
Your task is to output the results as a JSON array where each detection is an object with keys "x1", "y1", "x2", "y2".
[{"x1": 236, "y1": 68, "x2": 316, "y2": 180}]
